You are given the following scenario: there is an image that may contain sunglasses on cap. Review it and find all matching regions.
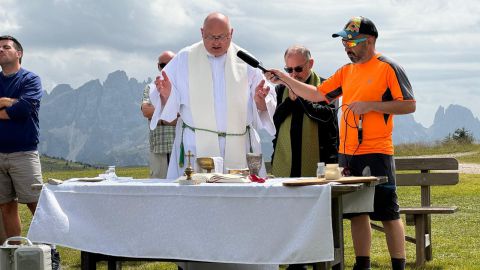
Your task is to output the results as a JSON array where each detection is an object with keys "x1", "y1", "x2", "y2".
[
  {"x1": 284, "y1": 61, "x2": 308, "y2": 73},
  {"x1": 158, "y1": 62, "x2": 167, "y2": 70},
  {"x1": 342, "y1": 37, "x2": 367, "y2": 48}
]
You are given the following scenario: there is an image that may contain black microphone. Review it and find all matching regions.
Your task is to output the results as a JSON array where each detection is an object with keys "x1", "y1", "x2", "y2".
[
  {"x1": 236, "y1": 50, "x2": 268, "y2": 73},
  {"x1": 237, "y1": 50, "x2": 280, "y2": 81},
  {"x1": 358, "y1": 114, "x2": 363, "y2": 144}
]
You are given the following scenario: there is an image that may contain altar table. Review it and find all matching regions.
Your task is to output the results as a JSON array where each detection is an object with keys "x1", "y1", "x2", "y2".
[{"x1": 27, "y1": 178, "x2": 377, "y2": 269}]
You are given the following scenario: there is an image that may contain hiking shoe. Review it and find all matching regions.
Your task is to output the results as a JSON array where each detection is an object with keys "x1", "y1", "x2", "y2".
[
  {"x1": 286, "y1": 264, "x2": 308, "y2": 270},
  {"x1": 51, "y1": 248, "x2": 61, "y2": 270},
  {"x1": 353, "y1": 264, "x2": 371, "y2": 270}
]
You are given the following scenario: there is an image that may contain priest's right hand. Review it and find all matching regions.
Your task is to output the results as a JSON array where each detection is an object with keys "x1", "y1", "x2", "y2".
[{"x1": 155, "y1": 70, "x2": 171, "y2": 105}]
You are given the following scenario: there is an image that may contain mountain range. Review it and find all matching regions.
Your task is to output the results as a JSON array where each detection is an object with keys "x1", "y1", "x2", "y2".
[
  {"x1": 39, "y1": 71, "x2": 148, "y2": 166},
  {"x1": 38, "y1": 70, "x2": 480, "y2": 166}
]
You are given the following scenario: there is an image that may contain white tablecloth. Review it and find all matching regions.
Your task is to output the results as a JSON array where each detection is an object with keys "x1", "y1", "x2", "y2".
[
  {"x1": 343, "y1": 186, "x2": 375, "y2": 214},
  {"x1": 28, "y1": 179, "x2": 339, "y2": 264}
]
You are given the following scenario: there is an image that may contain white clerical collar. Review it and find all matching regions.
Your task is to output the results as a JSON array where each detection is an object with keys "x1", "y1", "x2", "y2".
[{"x1": 207, "y1": 52, "x2": 227, "y2": 60}]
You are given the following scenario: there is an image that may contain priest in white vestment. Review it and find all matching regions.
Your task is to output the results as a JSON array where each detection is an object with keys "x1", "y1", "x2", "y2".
[
  {"x1": 150, "y1": 13, "x2": 276, "y2": 180},
  {"x1": 149, "y1": 12, "x2": 277, "y2": 270}
]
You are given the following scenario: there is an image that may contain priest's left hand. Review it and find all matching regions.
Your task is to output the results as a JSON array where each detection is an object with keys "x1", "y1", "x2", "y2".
[
  {"x1": 254, "y1": 80, "x2": 270, "y2": 111},
  {"x1": 155, "y1": 71, "x2": 172, "y2": 105}
]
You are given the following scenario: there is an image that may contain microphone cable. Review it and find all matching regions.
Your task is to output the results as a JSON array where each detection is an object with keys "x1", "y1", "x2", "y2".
[
  {"x1": 341, "y1": 105, "x2": 362, "y2": 174},
  {"x1": 275, "y1": 77, "x2": 336, "y2": 123},
  {"x1": 236, "y1": 49, "x2": 362, "y2": 171}
]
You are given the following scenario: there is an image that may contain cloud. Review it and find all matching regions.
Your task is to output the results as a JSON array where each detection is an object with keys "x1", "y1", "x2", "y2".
[
  {"x1": 25, "y1": 46, "x2": 154, "y2": 93},
  {"x1": 2, "y1": 0, "x2": 479, "y2": 127},
  {"x1": 0, "y1": 0, "x2": 20, "y2": 32}
]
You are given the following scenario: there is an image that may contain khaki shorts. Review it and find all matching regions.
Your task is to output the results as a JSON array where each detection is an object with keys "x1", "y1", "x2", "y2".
[
  {"x1": 0, "y1": 151, "x2": 43, "y2": 204},
  {"x1": 149, "y1": 152, "x2": 169, "y2": 179}
]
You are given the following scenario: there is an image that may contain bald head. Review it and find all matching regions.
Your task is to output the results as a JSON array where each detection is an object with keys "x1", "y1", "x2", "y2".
[
  {"x1": 284, "y1": 45, "x2": 311, "y2": 61},
  {"x1": 201, "y1": 12, "x2": 233, "y2": 57},
  {"x1": 203, "y1": 12, "x2": 231, "y2": 30},
  {"x1": 158, "y1": 51, "x2": 175, "y2": 71}
]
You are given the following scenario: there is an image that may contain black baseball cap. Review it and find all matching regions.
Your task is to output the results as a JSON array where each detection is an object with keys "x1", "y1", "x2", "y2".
[{"x1": 332, "y1": 16, "x2": 378, "y2": 39}]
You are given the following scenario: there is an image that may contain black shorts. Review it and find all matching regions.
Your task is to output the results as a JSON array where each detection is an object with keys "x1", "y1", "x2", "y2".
[{"x1": 339, "y1": 153, "x2": 400, "y2": 221}]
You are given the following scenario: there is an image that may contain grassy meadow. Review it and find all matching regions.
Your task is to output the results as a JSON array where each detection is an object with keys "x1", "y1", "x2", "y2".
[
  {"x1": 12, "y1": 143, "x2": 480, "y2": 269},
  {"x1": 394, "y1": 141, "x2": 480, "y2": 160}
]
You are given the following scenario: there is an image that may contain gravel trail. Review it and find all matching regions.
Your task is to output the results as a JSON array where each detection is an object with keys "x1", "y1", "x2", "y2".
[{"x1": 405, "y1": 151, "x2": 480, "y2": 174}]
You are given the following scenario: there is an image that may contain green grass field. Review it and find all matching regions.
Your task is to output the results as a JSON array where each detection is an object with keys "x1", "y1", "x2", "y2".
[
  {"x1": 394, "y1": 142, "x2": 480, "y2": 158},
  {"x1": 12, "y1": 144, "x2": 480, "y2": 269}
]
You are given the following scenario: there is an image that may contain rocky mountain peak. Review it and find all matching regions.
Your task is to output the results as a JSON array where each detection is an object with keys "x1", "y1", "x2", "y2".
[{"x1": 38, "y1": 71, "x2": 480, "y2": 165}]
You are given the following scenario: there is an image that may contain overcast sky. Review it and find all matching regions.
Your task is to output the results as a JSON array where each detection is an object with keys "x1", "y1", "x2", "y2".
[{"x1": 1, "y1": 0, "x2": 479, "y2": 127}]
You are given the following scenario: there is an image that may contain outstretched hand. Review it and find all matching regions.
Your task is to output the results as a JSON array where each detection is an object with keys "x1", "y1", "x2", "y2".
[
  {"x1": 348, "y1": 101, "x2": 373, "y2": 115},
  {"x1": 155, "y1": 70, "x2": 172, "y2": 105},
  {"x1": 264, "y1": 69, "x2": 286, "y2": 85},
  {"x1": 254, "y1": 79, "x2": 270, "y2": 111}
]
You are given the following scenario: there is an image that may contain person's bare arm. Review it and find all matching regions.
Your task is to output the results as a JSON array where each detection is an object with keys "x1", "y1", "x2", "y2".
[
  {"x1": 265, "y1": 70, "x2": 325, "y2": 102},
  {"x1": 0, "y1": 97, "x2": 17, "y2": 108},
  {"x1": 348, "y1": 100, "x2": 416, "y2": 115}
]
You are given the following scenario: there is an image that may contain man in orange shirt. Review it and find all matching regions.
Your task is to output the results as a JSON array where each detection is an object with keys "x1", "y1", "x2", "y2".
[{"x1": 266, "y1": 16, "x2": 415, "y2": 270}]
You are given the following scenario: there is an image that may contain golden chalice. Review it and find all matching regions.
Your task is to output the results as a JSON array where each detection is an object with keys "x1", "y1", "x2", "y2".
[{"x1": 196, "y1": 157, "x2": 215, "y2": 173}]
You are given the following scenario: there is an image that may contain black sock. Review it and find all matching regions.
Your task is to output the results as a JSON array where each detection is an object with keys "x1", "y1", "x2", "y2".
[
  {"x1": 391, "y1": 257, "x2": 406, "y2": 270},
  {"x1": 353, "y1": 256, "x2": 371, "y2": 269}
]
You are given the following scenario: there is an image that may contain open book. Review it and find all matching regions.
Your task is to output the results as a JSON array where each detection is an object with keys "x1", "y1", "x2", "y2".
[{"x1": 176, "y1": 173, "x2": 251, "y2": 183}]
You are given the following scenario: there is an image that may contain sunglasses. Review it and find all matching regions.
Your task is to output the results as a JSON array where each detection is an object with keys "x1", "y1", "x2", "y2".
[
  {"x1": 284, "y1": 62, "x2": 308, "y2": 73},
  {"x1": 342, "y1": 37, "x2": 367, "y2": 48},
  {"x1": 158, "y1": 62, "x2": 167, "y2": 70}
]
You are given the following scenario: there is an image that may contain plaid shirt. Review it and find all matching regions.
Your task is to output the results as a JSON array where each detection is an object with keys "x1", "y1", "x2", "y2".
[{"x1": 142, "y1": 84, "x2": 175, "y2": 154}]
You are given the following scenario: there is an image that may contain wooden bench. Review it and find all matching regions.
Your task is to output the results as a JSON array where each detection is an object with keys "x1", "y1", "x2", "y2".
[{"x1": 371, "y1": 157, "x2": 459, "y2": 267}]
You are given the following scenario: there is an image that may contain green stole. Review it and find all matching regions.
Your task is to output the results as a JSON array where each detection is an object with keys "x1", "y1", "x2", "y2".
[{"x1": 272, "y1": 72, "x2": 321, "y2": 177}]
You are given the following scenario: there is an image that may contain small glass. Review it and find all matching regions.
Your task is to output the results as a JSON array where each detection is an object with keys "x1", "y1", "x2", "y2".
[
  {"x1": 316, "y1": 162, "x2": 325, "y2": 178},
  {"x1": 105, "y1": 165, "x2": 118, "y2": 181}
]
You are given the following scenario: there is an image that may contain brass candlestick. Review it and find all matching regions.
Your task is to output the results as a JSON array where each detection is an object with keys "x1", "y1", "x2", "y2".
[{"x1": 184, "y1": 150, "x2": 194, "y2": 180}]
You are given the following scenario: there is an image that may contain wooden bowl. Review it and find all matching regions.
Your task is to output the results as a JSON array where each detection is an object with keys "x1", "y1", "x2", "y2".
[{"x1": 196, "y1": 157, "x2": 215, "y2": 172}]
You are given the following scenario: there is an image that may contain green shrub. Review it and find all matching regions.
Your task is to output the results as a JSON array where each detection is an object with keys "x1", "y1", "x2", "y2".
[{"x1": 443, "y1": 127, "x2": 475, "y2": 145}]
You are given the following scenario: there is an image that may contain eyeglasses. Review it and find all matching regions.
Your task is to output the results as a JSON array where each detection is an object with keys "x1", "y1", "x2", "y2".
[
  {"x1": 158, "y1": 63, "x2": 167, "y2": 70},
  {"x1": 203, "y1": 33, "x2": 230, "y2": 42},
  {"x1": 284, "y1": 61, "x2": 308, "y2": 73},
  {"x1": 342, "y1": 37, "x2": 367, "y2": 48}
]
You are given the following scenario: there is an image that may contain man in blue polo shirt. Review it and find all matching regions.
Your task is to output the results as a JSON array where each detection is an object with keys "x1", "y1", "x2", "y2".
[{"x1": 0, "y1": 35, "x2": 60, "y2": 269}]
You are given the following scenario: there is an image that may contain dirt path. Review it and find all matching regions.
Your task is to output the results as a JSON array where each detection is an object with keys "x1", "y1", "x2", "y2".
[
  {"x1": 458, "y1": 163, "x2": 480, "y2": 174},
  {"x1": 407, "y1": 151, "x2": 480, "y2": 174}
]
